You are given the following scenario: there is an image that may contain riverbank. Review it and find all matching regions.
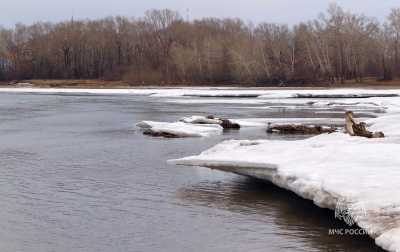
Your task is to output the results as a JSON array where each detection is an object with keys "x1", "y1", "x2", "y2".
[{"x1": 2, "y1": 78, "x2": 400, "y2": 89}]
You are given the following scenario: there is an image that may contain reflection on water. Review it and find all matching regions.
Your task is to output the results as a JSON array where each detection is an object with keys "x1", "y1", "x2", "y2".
[
  {"x1": 178, "y1": 177, "x2": 384, "y2": 252},
  {"x1": 0, "y1": 93, "x2": 385, "y2": 252}
]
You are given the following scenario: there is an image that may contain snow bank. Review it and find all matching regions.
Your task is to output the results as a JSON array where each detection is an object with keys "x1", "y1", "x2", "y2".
[
  {"x1": 170, "y1": 96, "x2": 400, "y2": 252},
  {"x1": 136, "y1": 121, "x2": 223, "y2": 137}
]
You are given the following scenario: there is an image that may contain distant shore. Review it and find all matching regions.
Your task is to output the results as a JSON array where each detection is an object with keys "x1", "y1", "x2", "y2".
[{"x1": 2, "y1": 79, "x2": 400, "y2": 89}]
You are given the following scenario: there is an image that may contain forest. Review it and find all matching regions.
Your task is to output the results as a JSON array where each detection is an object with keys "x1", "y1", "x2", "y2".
[{"x1": 1, "y1": 4, "x2": 400, "y2": 85}]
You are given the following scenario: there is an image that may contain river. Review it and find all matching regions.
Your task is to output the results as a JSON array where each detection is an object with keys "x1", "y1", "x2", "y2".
[{"x1": 0, "y1": 92, "x2": 384, "y2": 252}]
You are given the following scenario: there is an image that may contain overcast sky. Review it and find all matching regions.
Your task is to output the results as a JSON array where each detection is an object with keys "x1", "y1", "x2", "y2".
[{"x1": 1, "y1": 0, "x2": 399, "y2": 27}]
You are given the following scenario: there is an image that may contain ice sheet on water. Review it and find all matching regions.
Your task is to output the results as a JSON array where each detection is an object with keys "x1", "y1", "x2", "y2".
[
  {"x1": 170, "y1": 95, "x2": 400, "y2": 252},
  {"x1": 376, "y1": 228, "x2": 400, "y2": 252},
  {"x1": 2, "y1": 87, "x2": 400, "y2": 99},
  {"x1": 141, "y1": 116, "x2": 346, "y2": 130},
  {"x1": 170, "y1": 134, "x2": 400, "y2": 251},
  {"x1": 136, "y1": 121, "x2": 223, "y2": 138},
  {"x1": 179, "y1": 116, "x2": 222, "y2": 125},
  {"x1": 230, "y1": 117, "x2": 348, "y2": 127},
  {"x1": 163, "y1": 98, "x2": 268, "y2": 105},
  {"x1": 257, "y1": 89, "x2": 400, "y2": 99}
]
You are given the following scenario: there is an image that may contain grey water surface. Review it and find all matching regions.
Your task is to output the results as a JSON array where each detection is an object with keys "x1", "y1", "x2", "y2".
[{"x1": 0, "y1": 93, "x2": 384, "y2": 252}]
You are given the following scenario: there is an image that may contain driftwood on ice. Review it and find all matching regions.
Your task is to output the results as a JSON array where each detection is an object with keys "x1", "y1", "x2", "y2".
[
  {"x1": 137, "y1": 115, "x2": 240, "y2": 139},
  {"x1": 206, "y1": 116, "x2": 241, "y2": 130},
  {"x1": 345, "y1": 111, "x2": 384, "y2": 138},
  {"x1": 267, "y1": 123, "x2": 337, "y2": 135},
  {"x1": 142, "y1": 129, "x2": 180, "y2": 138}
]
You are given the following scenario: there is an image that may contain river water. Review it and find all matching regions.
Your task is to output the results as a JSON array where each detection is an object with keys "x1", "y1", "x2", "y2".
[{"x1": 0, "y1": 93, "x2": 384, "y2": 252}]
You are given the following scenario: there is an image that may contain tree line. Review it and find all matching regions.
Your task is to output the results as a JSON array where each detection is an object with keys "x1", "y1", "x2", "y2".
[{"x1": 1, "y1": 4, "x2": 400, "y2": 85}]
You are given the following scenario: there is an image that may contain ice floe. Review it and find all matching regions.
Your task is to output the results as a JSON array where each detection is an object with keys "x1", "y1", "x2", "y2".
[
  {"x1": 179, "y1": 116, "x2": 223, "y2": 125},
  {"x1": 170, "y1": 95, "x2": 400, "y2": 252},
  {"x1": 231, "y1": 117, "x2": 352, "y2": 127},
  {"x1": 164, "y1": 98, "x2": 268, "y2": 105},
  {"x1": 257, "y1": 89, "x2": 400, "y2": 99},
  {"x1": 136, "y1": 121, "x2": 223, "y2": 138},
  {"x1": 377, "y1": 228, "x2": 400, "y2": 252},
  {"x1": 137, "y1": 116, "x2": 350, "y2": 137},
  {"x1": 170, "y1": 134, "x2": 400, "y2": 251},
  {"x1": 136, "y1": 116, "x2": 247, "y2": 137}
]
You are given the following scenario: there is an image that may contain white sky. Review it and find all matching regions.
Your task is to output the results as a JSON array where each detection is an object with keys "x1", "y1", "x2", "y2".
[{"x1": 1, "y1": 0, "x2": 399, "y2": 27}]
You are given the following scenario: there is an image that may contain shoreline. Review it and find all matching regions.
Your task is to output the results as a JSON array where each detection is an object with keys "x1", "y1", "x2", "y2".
[
  {"x1": 2, "y1": 85, "x2": 400, "y2": 91},
  {"x1": 1, "y1": 87, "x2": 400, "y2": 99},
  {"x1": 2, "y1": 79, "x2": 400, "y2": 90}
]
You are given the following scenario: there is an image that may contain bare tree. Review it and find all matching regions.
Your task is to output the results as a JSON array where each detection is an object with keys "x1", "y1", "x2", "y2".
[{"x1": 0, "y1": 6, "x2": 399, "y2": 85}]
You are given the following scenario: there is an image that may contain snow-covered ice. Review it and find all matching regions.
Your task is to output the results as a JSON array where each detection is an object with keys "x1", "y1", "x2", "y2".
[
  {"x1": 231, "y1": 117, "x2": 355, "y2": 127},
  {"x1": 170, "y1": 94, "x2": 400, "y2": 252},
  {"x1": 0, "y1": 87, "x2": 268, "y2": 97},
  {"x1": 136, "y1": 116, "x2": 271, "y2": 137},
  {"x1": 170, "y1": 134, "x2": 400, "y2": 251},
  {"x1": 136, "y1": 121, "x2": 223, "y2": 138},
  {"x1": 139, "y1": 116, "x2": 346, "y2": 133},
  {"x1": 0, "y1": 87, "x2": 158, "y2": 96},
  {"x1": 164, "y1": 98, "x2": 268, "y2": 105},
  {"x1": 1, "y1": 87, "x2": 400, "y2": 99},
  {"x1": 257, "y1": 88, "x2": 400, "y2": 99},
  {"x1": 179, "y1": 116, "x2": 222, "y2": 125}
]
